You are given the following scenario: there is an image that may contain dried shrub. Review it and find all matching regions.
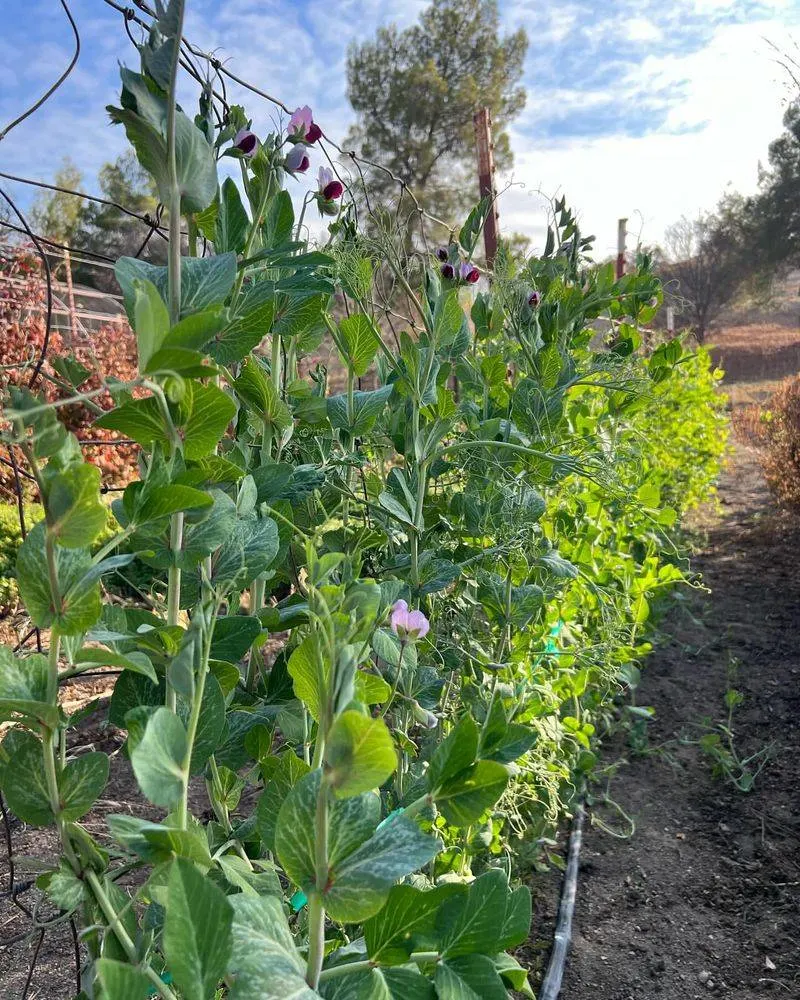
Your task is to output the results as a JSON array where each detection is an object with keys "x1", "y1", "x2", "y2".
[{"x1": 758, "y1": 374, "x2": 800, "y2": 509}]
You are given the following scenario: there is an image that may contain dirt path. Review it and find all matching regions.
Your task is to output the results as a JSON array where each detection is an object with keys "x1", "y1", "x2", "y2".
[{"x1": 560, "y1": 441, "x2": 800, "y2": 999}]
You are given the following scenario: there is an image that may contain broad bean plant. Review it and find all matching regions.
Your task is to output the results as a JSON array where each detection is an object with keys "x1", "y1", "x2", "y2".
[{"x1": 0, "y1": 2, "x2": 726, "y2": 998}]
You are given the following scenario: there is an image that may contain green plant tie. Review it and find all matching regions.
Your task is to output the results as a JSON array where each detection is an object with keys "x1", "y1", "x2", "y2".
[{"x1": 290, "y1": 889, "x2": 308, "y2": 912}]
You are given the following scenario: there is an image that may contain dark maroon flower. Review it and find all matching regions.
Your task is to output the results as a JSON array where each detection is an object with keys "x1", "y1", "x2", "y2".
[
  {"x1": 441, "y1": 262, "x2": 455, "y2": 280},
  {"x1": 436, "y1": 247, "x2": 449, "y2": 262},
  {"x1": 306, "y1": 122, "x2": 322, "y2": 143},
  {"x1": 528, "y1": 290, "x2": 540, "y2": 308}
]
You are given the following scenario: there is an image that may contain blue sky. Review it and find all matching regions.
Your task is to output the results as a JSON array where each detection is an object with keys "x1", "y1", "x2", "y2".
[{"x1": 1, "y1": 0, "x2": 799, "y2": 253}]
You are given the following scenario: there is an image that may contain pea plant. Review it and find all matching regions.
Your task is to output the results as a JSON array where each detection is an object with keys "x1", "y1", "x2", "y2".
[{"x1": 0, "y1": 2, "x2": 726, "y2": 997}]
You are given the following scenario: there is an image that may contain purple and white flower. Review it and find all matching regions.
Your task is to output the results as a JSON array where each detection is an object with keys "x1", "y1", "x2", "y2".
[
  {"x1": 528, "y1": 290, "x2": 540, "y2": 308},
  {"x1": 232, "y1": 129, "x2": 258, "y2": 158},
  {"x1": 317, "y1": 165, "x2": 344, "y2": 201},
  {"x1": 285, "y1": 144, "x2": 310, "y2": 174},
  {"x1": 460, "y1": 261, "x2": 480, "y2": 284},
  {"x1": 390, "y1": 599, "x2": 430, "y2": 641},
  {"x1": 288, "y1": 105, "x2": 322, "y2": 143}
]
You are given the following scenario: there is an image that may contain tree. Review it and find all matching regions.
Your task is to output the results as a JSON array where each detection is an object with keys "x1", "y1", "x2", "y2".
[
  {"x1": 345, "y1": 0, "x2": 527, "y2": 228},
  {"x1": 74, "y1": 151, "x2": 163, "y2": 291},
  {"x1": 660, "y1": 197, "x2": 753, "y2": 342},
  {"x1": 29, "y1": 157, "x2": 86, "y2": 251},
  {"x1": 752, "y1": 98, "x2": 800, "y2": 266}
]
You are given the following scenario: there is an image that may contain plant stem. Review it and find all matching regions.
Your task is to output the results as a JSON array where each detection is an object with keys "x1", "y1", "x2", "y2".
[
  {"x1": 165, "y1": 511, "x2": 184, "y2": 712},
  {"x1": 165, "y1": 0, "x2": 186, "y2": 328},
  {"x1": 85, "y1": 870, "x2": 179, "y2": 1000},
  {"x1": 306, "y1": 775, "x2": 330, "y2": 989}
]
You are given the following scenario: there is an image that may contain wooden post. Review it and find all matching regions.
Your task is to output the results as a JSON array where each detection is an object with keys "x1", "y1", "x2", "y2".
[
  {"x1": 63, "y1": 249, "x2": 77, "y2": 347},
  {"x1": 666, "y1": 306, "x2": 675, "y2": 335},
  {"x1": 473, "y1": 107, "x2": 500, "y2": 270},
  {"x1": 616, "y1": 218, "x2": 627, "y2": 280}
]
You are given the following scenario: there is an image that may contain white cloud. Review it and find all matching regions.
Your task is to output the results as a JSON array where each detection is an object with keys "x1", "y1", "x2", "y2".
[{"x1": 500, "y1": 19, "x2": 799, "y2": 255}]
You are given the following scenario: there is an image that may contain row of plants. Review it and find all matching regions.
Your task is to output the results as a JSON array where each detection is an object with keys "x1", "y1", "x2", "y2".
[{"x1": 0, "y1": 3, "x2": 727, "y2": 997}]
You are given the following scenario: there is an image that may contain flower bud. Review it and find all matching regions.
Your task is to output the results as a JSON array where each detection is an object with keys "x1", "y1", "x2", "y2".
[
  {"x1": 285, "y1": 144, "x2": 310, "y2": 174},
  {"x1": 411, "y1": 702, "x2": 439, "y2": 729},
  {"x1": 232, "y1": 129, "x2": 258, "y2": 158},
  {"x1": 317, "y1": 166, "x2": 343, "y2": 201},
  {"x1": 441, "y1": 262, "x2": 455, "y2": 280},
  {"x1": 436, "y1": 247, "x2": 449, "y2": 262},
  {"x1": 460, "y1": 262, "x2": 480, "y2": 284},
  {"x1": 528, "y1": 290, "x2": 540, "y2": 308}
]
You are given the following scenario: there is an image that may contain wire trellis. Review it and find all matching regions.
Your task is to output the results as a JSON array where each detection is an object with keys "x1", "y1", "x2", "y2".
[{"x1": 0, "y1": 1, "x2": 463, "y2": 995}]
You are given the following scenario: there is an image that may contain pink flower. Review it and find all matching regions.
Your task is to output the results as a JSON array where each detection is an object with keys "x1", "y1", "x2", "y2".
[
  {"x1": 460, "y1": 261, "x2": 480, "y2": 284},
  {"x1": 288, "y1": 105, "x2": 322, "y2": 143},
  {"x1": 232, "y1": 129, "x2": 258, "y2": 158},
  {"x1": 285, "y1": 144, "x2": 310, "y2": 174},
  {"x1": 317, "y1": 166, "x2": 344, "y2": 201},
  {"x1": 390, "y1": 599, "x2": 430, "y2": 641}
]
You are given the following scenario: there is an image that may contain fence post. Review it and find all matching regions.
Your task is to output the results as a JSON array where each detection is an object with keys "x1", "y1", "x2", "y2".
[
  {"x1": 667, "y1": 306, "x2": 675, "y2": 336},
  {"x1": 473, "y1": 107, "x2": 500, "y2": 270},
  {"x1": 616, "y1": 218, "x2": 627, "y2": 280},
  {"x1": 63, "y1": 249, "x2": 78, "y2": 347}
]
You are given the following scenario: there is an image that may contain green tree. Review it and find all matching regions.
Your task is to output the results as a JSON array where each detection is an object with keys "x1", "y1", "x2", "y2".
[
  {"x1": 345, "y1": 0, "x2": 527, "y2": 227},
  {"x1": 75, "y1": 151, "x2": 163, "y2": 291},
  {"x1": 753, "y1": 98, "x2": 800, "y2": 266},
  {"x1": 29, "y1": 157, "x2": 86, "y2": 249}
]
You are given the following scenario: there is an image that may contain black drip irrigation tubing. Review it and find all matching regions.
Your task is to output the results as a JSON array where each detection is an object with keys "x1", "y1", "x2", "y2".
[{"x1": 539, "y1": 801, "x2": 585, "y2": 1000}]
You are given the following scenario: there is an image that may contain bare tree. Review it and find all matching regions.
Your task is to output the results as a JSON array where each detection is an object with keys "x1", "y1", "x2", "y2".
[{"x1": 660, "y1": 199, "x2": 752, "y2": 342}]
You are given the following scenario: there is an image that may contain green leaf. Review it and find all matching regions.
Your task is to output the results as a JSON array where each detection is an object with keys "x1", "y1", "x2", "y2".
[
  {"x1": 338, "y1": 314, "x2": 381, "y2": 377},
  {"x1": 210, "y1": 615, "x2": 262, "y2": 662},
  {"x1": 327, "y1": 385, "x2": 393, "y2": 435},
  {"x1": 130, "y1": 707, "x2": 187, "y2": 809},
  {"x1": 183, "y1": 382, "x2": 237, "y2": 460},
  {"x1": 164, "y1": 857, "x2": 233, "y2": 1000},
  {"x1": 437, "y1": 869, "x2": 512, "y2": 958},
  {"x1": 496, "y1": 885, "x2": 531, "y2": 951},
  {"x1": 38, "y1": 860, "x2": 85, "y2": 912},
  {"x1": 210, "y1": 283, "x2": 275, "y2": 364},
  {"x1": 115, "y1": 253, "x2": 237, "y2": 320},
  {"x1": 16, "y1": 522, "x2": 101, "y2": 635},
  {"x1": 107, "y1": 815, "x2": 212, "y2": 867},
  {"x1": 364, "y1": 884, "x2": 463, "y2": 966},
  {"x1": 179, "y1": 674, "x2": 225, "y2": 774},
  {"x1": 434, "y1": 955, "x2": 507, "y2": 1000},
  {"x1": 48, "y1": 462, "x2": 107, "y2": 548},
  {"x1": 60, "y1": 752, "x2": 109, "y2": 821},
  {"x1": 325, "y1": 711, "x2": 396, "y2": 797},
  {"x1": 434, "y1": 760, "x2": 509, "y2": 827},
  {"x1": 459, "y1": 197, "x2": 490, "y2": 255},
  {"x1": 427, "y1": 716, "x2": 478, "y2": 792},
  {"x1": 433, "y1": 290, "x2": 466, "y2": 350},
  {"x1": 216, "y1": 177, "x2": 249, "y2": 254},
  {"x1": 0, "y1": 648, "x2": 58, "y2": 728},
  {"x1": 234, "y1": 358, "x2": 292, "y2": 430},
  {"x1": 0, "y1": 728, "x2": 53, "y2": 825},
  {"x1": 163, "y1": 306, "x2": 227, "y2": 351},
  {"x1": 256, "y1": 753, "x2": 310, "y2": 853},
  {"x1": 133, "y1": 277, "x2": 170, "y2": 371},
  {"x1": 95, "y1": 958, "x2": 152, "y2": 1000},
  {"x1": 263, "y1": 190, "x2": 295, "y2": 247},
  {"x1": 213, "y1": 516, "x2": 279, "y2": 589},
  {"x1": 228, "y1": 894, "x2": 318, "y2": 1000},
  {"x1": 354, "y1": 671, "x2": 392, "y2": 706},
  {"x1": 319, "y1": 966, "x2": 434, "y2": 999},
  {"x1": 287, "y1": 637, "x2": 324, "y2": 721},
  {"x1": 94, "y1": 394, "x2": 168, "y2": 451},
  {"x1": 134, "y1": 484, "x2": 213, "y2": 524},
  {"x1": 272, "y1": 289, "x2": 326, "y2": 342}
]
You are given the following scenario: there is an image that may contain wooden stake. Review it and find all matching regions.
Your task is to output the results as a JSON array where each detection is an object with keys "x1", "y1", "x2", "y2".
[
  {"x1": 473, "y1": 107, "x2": 500, "y2": 270},
  {"x1": 616, "y1": 218, "x2": 627, "y2": 280},
  {"x1": 63, "y1": 249, "x2": 77, "y2": 347},
  {"x1": 667, "y1": 306, "x2": 675, "y2": 335}
]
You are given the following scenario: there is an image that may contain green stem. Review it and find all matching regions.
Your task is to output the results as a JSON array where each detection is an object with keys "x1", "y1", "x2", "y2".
[
  {"x1": 165, "y1": 0, "x2": 186, "y2": 327},
  {"x1": 233, "y1": 168, "x2": 274, "y2": 301},
  {"x1": 85, "y1": 871, "x2": 179, "y2": 1000},
  {"x1": 165, "y1": 511, "x2": 184, "y2": 712},
  {"x1": 306, "y1": 775, "x2": 330, "y2": 989}
]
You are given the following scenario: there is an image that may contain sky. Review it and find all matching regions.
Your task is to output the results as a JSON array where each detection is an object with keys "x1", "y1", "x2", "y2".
[{"x1": 1, "y1": 0, "x2": 799, "y2": 258}]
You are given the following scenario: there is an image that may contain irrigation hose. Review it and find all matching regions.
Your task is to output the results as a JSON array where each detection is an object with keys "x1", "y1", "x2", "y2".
[{"x1": 539, "y1": 801, "x2": 586, "y2": 1000}]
